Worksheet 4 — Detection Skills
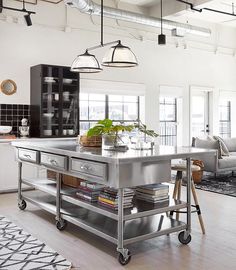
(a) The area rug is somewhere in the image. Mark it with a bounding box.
[195,176,236,197]
[0,216,72,270]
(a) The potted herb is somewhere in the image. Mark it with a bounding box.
[87,119,133,150]
[132,121,159,149]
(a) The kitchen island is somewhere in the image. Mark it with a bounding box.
[12,139,216,265]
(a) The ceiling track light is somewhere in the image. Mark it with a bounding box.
[0,0,35,26]
[176,0,236,17]
[70,0,138,73]
[158,0,166,45]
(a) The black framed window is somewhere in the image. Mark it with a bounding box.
[219,100,231,138]
[159,97,177,146]
[80,93,140,134]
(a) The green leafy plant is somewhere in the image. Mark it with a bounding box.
[87,119,134,146]
[87,119,159,147]
[134,121,159,139]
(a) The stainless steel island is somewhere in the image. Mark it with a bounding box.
[12,139,216,265]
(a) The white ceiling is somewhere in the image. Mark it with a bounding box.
[120,0,160,7]
[170,0,236,26]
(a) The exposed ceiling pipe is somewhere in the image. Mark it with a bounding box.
[64,0,211,37]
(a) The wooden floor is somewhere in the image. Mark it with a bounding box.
[0,188,236,270]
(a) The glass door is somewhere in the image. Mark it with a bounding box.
[191,91,209,138]
[61,68,79,137]
[41,66,60,137]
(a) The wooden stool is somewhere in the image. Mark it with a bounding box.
[171,164,206,234]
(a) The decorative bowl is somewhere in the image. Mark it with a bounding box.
[0,126,12,134]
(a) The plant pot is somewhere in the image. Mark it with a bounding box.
[79,135,102,147]
[102,134,129,150]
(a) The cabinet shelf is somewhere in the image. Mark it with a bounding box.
[30,64,80,138]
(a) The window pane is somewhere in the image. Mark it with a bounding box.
[125,96,138,103]
[80,122,90,135]
[109,102,123,120]
[89,94,106,101]
[89,101,106,120]
[123,103,138,120]
[80,100,89,120]
[80,93,88,100]
[109,95,123,102]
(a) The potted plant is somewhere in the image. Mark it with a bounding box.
[132,121,159,149]
[86,119,134,150]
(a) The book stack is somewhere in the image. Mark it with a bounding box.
[76,181,105,203]
[98,187,135,210]
[136,183,169,204]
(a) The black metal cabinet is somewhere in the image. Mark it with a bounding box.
[30,64,80,138]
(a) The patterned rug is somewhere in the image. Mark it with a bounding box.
[195,175,236,197]
[0,216,72,270]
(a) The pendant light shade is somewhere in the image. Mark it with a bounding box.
[102,41,138,68]
[71,50,103,73]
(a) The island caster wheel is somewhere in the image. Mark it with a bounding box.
[178,231,192,245]
[18,200,27,210]
[56,220,67,231]
[118,251,131,266]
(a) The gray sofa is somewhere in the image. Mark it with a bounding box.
[192,137,236,173]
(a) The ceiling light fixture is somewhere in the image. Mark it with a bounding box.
[0,0,35,26]
[158,0,166,45]
[70,0,138,73]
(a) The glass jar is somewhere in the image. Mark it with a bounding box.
[102,134,129,150]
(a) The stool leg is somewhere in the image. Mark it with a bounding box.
[191,179,206,234]
[173,178,179,200]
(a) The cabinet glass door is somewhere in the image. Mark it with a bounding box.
[61,68,79,137]
[41,66,60,137]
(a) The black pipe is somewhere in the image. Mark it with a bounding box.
[176,0,236,17]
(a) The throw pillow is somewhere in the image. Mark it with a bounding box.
[213,136,230,156]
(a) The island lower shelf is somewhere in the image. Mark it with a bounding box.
[22,189,187,245]
[22,178,187,221]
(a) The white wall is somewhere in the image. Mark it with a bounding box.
[1,1,236,145]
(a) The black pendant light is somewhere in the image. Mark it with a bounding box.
[71,0,138,73]
[158,0,166,45]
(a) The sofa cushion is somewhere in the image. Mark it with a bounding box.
[230,152,236,156]
[223,138,236,152]
[219,156,236,169]
[194,137,222,159]
[213,136,230,156]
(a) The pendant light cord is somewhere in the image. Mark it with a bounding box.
[161,0,163,34]
[101,0,104,46]
[23,0,26,11]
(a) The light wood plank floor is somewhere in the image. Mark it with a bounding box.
[0,188,236,270]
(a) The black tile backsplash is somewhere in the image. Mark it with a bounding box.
[0,104,30,137]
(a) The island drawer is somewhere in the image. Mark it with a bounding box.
[18,148,39,163]
[70,158,107,182]
[41,153,67,170]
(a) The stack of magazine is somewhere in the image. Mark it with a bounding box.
[76,181,105,203]
[136,183,169,204]
[98,187,134,210]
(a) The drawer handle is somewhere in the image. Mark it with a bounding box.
[49,159,58,166]
[80,164,92,171]
[23,154,31,159]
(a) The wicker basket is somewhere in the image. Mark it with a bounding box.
[47,170,82,188]
[79,135,102,147]
[192,160,204,183]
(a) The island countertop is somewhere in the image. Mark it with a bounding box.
[12,138,216,164]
